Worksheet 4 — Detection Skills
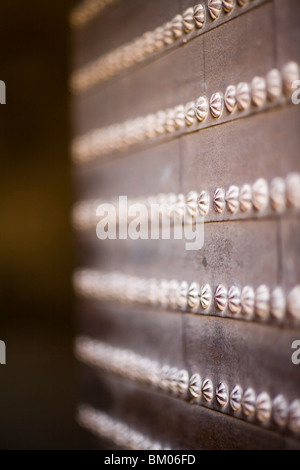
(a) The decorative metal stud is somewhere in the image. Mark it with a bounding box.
[195,96,208,121]
[228,286,241,314]
[151,442,163,451]
[159,365,171,390]
[214,188,225,213]
[239,184,252,212]
[223,0,235,13]
[157,193,168,218]
[286,173,300,209]
[226,185,239,213]
[182,7,195,33]
[288,399,300,434]
[171,14,183,39]
[198,191,210,216]
[149,361,161,387]
[186,191,199,218]
[282,61,300,95]
[147,278,158,304]
[266,69,282,100]
[78,406,167,451]
[163,22,174,45]
[176,369,189,395]
[189,373,202,400]
[165,192,177,219]
[272,394,288,428]
[144,114,157,139]
[251,76,267,107]
[185,101,196,126]
[224,85,237,113]
[174,193,186,220]
[270,177,286,212]
[215,284,227,311]
[242,388,256,417]
[200,284,212,310]
[287,285,300,320]
[256,392,272,423]
[270,287,286,321]
[140,357,155,383]
[168,279,180,307]
[165,108,176,133]
[255,284,270,319]
[78,337,300,437]
[252,178,269,211]
[236,82,251,111]
[210,92,223,118]
[158,279,169,306]
[142,32,156,56]
[154,110,167,135]
[154,27,165,51]
[193,4,205,29]
[176,281,189,309]
[208,0,222,20]
[216,382,229,407]
[202,378,214,402]
[187,282,200,310]
[230,384,243,412]
[167,367,179,393]
[174,105,186,130]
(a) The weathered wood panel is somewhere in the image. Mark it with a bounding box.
[72,0,300,450]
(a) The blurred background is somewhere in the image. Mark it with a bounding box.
[0,1,78,449]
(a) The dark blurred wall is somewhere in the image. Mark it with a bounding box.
[0,1,77,449]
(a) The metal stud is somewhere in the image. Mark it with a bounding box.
[214,188,226,213]
[255,285,270,319]
[215,284,227,311]
[202,378,214,402]
[216,382,229,407]
[230,384,243,412]
[242,388,256,417]
[208,0,222,20]
[256,392,272,423]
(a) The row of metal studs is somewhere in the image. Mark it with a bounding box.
[74,269,300,323]
[72,172,300,230]
[78,404,169,450]
[70,0,120,29]
[71,0,266,90]
[72,61,300,162]
[76,336,300,435]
